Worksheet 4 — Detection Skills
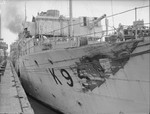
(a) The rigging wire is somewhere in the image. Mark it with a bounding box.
[107,5,149,18]
[41,5,149,35]
[110,0,115,29]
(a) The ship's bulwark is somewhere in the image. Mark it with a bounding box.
[17,38,149,114]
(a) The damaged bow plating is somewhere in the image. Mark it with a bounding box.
[75,41,139,92]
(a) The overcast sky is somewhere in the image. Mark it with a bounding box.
[0,0,149,51]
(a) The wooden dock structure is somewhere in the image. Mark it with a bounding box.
[0,60,34,114]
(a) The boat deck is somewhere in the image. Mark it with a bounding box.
[0,60,34,114]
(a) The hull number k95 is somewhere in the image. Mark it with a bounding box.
[48,68,73,87]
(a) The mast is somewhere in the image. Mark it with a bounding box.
[25,2,27,22]
[105,18,108,36]
[135,7,137,39]
[0,5,3,41]
[69,0,73,37]
[111,0,114,31]
[0,5,1,39]
[0,11,1,39]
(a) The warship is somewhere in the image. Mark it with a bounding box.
[10,1,150,114]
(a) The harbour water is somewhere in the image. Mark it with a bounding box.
[28,96,60,114]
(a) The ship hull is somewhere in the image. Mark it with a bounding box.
[16,38,150,114]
